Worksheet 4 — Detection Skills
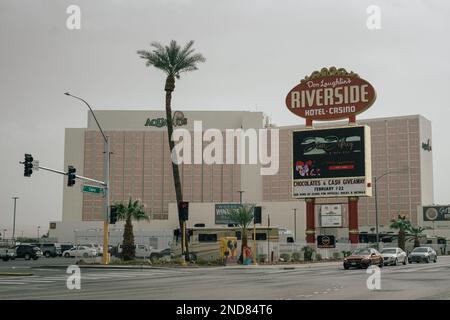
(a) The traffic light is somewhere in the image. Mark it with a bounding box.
[109,205,118,224]
[179,201,189,221]
[254,206,262,224]
[24,154,33,177]
[67,166,76,187]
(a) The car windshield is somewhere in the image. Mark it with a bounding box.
[381,249,396,254]
[351,248,371,256]
[413,248,428,253]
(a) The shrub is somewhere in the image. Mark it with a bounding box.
[292,252,302,262]
[342,250,352,258]
[332,252,341,260]
[316,253,322,261]
[280,253,291,262]
[302,246,315,261]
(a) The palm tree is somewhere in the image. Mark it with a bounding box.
[228,205,255,264]
[389,215,411,251]
[137,40,206,259]
[115,198,149,260]
[408,225,425,248]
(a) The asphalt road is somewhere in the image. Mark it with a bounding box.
[1,256,450,300]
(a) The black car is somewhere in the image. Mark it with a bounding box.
[59,244,74,256]
[15,245,43,260]
[30,243,61,257]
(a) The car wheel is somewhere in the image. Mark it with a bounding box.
[403,257,407,265]
[45,251,51,258]
[344,265,350,270]
[83,253,88,258]
[434,256,437,263]
[426,257,430,263]
[2,257,9,262]
[24,253,31,260]
[64,253,70,258]
[393,258,398,266]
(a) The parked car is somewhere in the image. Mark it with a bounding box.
[408,247,437,263]
[15,245,43,260]
[37,243,61,258]
[343,248,383,269]
[58,244,74,256]
[380,247,408,266]
[0,240,16,261]
[149,248,172,260]
[80,244,103,256]
[63,246,97,258]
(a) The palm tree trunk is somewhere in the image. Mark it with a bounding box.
[165,75,189,260]
[240,227,248,264]
[414,235,420,248]
[398,230,406,251]
[123,217,135,260]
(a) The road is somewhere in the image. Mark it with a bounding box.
[1,256,450,299]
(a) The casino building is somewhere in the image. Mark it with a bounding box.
[50,110,434,245]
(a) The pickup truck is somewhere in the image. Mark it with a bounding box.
[0,240,16,261]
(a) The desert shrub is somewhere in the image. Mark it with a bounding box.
[280,253,291,262]
[292,252,302,262]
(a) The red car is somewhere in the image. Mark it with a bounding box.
[343,248,384,269]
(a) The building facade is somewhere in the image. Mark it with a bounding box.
[50,111,435,244]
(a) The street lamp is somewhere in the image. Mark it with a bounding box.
[374,168,409,250]
[37,226,40,240]
[12,197,19,240]
[65,92,110,265]
[292,208,297,242]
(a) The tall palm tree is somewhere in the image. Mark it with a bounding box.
[228,205,255,264]
[137,40,206,259]
[115,198,149,260]
[390,215,411,251]
[408,225,425,248]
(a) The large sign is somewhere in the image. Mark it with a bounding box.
[145,111,187,128]
[320,204,343,227]
[292,125,372,198]
[215,204,242,225]
[423,206,450,222]
[317,235,336,248]
[285,67,376,121]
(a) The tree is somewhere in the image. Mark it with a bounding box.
[115,198,149,260]
[228,205,255,263]
[389,214,411,251]
[137,40,205,260]
[408,225,425,248]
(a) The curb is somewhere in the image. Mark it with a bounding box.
[0,272,34,276]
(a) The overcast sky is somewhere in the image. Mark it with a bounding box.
[1,0,449,237]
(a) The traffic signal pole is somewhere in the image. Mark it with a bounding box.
[102,137,110,265]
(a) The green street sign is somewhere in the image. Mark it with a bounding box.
[82,185,104,194]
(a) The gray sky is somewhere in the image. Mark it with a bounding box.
[1,0,449,237]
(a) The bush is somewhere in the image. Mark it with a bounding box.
[280,253,291,262]
[292,252,302,262]
[258,254,267,263]
[316,253,322,261]
[332,252,341,260]
[302,246,315,261]
[342,250,352,258]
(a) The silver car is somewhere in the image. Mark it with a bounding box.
[408,247,438,263]
[380,247,407,266]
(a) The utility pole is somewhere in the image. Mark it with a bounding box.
[267,214,271,263]
[12,197,19,240]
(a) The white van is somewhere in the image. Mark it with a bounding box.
[117,244,151,258]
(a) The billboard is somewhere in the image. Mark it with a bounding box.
[320,204,343,227]
[423,206,450,222]
[317,235,336,248]
[215,204,258,225]
[292,125,372,198]
[285,67,377,121]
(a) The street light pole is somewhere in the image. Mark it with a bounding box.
[293,208,297,242]
[65,92,110,265]
[37,226,40,240]
[12,197,19,240]
[238,190,244,204]
[374,168,409,250]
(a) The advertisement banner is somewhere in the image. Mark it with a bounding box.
[292,125,372,198]
[423,206,450,221]
[215,204,242,225]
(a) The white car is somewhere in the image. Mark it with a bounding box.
[63,246,98,258]
[380,247,408,266]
